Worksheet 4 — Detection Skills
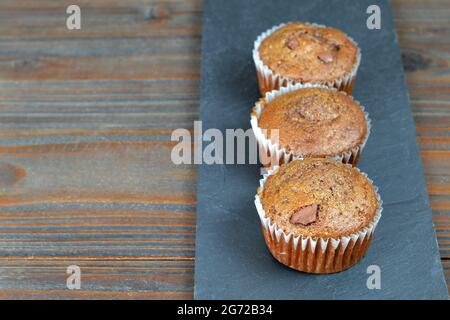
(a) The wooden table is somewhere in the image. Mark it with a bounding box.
[0,0,447,299]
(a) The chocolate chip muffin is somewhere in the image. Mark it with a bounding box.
[251,85,369,167]
[255,159,382,274]
[253,22,360,95]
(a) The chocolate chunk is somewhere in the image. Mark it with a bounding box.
[290,204,318,226]
[317,51,334,64]
[285,35,300,50]
[332,44,341,51]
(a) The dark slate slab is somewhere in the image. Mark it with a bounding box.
[194,0,448,299]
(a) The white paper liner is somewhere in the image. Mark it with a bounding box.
[250,83,371,168]
[253,22,361,95]
[254,163,383,273]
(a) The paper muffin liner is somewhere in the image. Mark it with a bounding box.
[255,164,383,274]
[253,22,361,96]
[250,83,371,169]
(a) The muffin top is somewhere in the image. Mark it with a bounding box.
[258,23,358,82]
[259,159,378,239]
[258,87,367,157]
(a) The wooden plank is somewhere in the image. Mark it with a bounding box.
[0,0,202,37]
[0,259,193,299]
[0,0,199,299]
[0,0,447,298]
[391,0,450,267]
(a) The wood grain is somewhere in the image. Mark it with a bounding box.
[0,0,200,299]
[0,0,448,299]
[391,0,450,273]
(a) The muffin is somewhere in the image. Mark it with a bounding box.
[255,159,382,274]
[250,84,370,168]
[253,22,361,95]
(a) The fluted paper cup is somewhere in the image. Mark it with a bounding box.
[255,165,382,274]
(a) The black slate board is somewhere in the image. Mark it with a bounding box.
[194,0,448,299]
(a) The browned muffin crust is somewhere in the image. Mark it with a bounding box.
[258,87,367,157]
[258,23,358,82]
[259,159,378,239]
